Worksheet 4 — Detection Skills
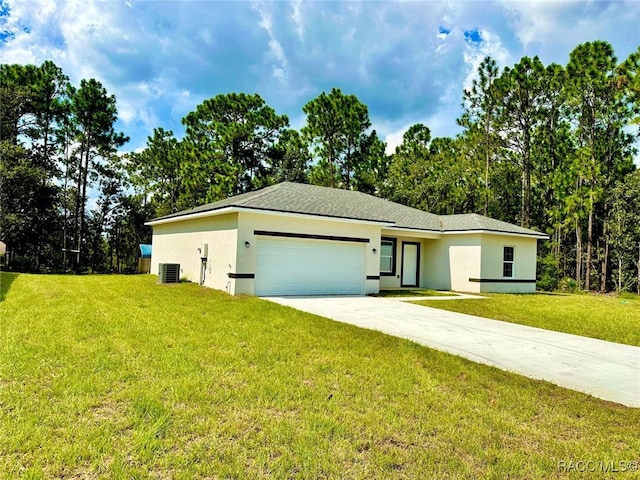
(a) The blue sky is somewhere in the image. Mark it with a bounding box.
[1,0,639,155]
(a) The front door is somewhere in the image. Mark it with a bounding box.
[401,242,420,287]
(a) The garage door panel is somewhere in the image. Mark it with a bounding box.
[255,237,365,296]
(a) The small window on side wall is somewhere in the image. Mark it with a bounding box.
[380,238,396,276]
[503,246,514,278]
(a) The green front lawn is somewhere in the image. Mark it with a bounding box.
[418,292,640,346]
[1,273,639,479]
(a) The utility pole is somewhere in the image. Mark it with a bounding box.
[637,241,640,296]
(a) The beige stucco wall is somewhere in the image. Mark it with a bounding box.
[419,237,455,291]
[381,231,535,293]
[378,233,487,293]
[445,234,483,293]
[236,211,382,295]
[479,234,538,293]
[150,209,541,296]
[150,213,238,293]
[419,234,483,292]
[421,232,539,293]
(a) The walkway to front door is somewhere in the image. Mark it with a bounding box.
[265,295,640,407]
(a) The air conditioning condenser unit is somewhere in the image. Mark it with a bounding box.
[158,263,180,283]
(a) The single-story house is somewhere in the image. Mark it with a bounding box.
[146,182,547,296]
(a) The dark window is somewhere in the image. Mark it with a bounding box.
[503,246,514,278]
[380,238,396,276]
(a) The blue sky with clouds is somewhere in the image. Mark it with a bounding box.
[1,0,639,155]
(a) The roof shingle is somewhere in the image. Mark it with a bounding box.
[151,182,546,238]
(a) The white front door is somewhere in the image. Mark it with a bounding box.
[255,237,366,296]
[401,242,419,287]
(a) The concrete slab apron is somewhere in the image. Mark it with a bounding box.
[266,296,640,408]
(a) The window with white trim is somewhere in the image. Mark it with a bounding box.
[380,238,396,276]
[503,246,514,278]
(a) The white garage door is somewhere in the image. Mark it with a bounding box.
[255,237,365,296]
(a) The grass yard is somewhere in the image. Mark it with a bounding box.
[1,273,639,479]
[419,292,640,347]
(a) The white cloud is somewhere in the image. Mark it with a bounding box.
[503,1,567,47]
[0,0,637,158]
[1,0,60,64]
[501,0,640,63]
[379,106,462,156]
[290,0,305,41]
[462,29,511,92]
[382,126,407,155]
[254,2,289,81]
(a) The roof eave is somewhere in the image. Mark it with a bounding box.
[237,207,394,226]
[145,206,236,226]
[442,229,549,239]
[382,226,442,238]
[146,205,395,227]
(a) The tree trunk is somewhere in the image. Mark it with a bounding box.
[618,256,622,294]
[585,201,594,291]
[77,140,91,267]
[554,226,561,274]
[600,240,608,292]
[521,159,531,227]
[61,130,71,272]
[73,145,84,267]
[521,130,531,228]
[329,140,336,189]
[109,233,114,272]
[484,131,489,217]
[575,223,582,289]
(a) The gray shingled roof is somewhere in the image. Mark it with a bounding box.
[439,213,546,236]
[152,182,546,237]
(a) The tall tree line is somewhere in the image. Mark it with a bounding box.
[450,41,639,292]
[0,61,149,273]
[2,41,639,292]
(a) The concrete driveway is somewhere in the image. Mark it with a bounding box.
[266,295,640,408]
